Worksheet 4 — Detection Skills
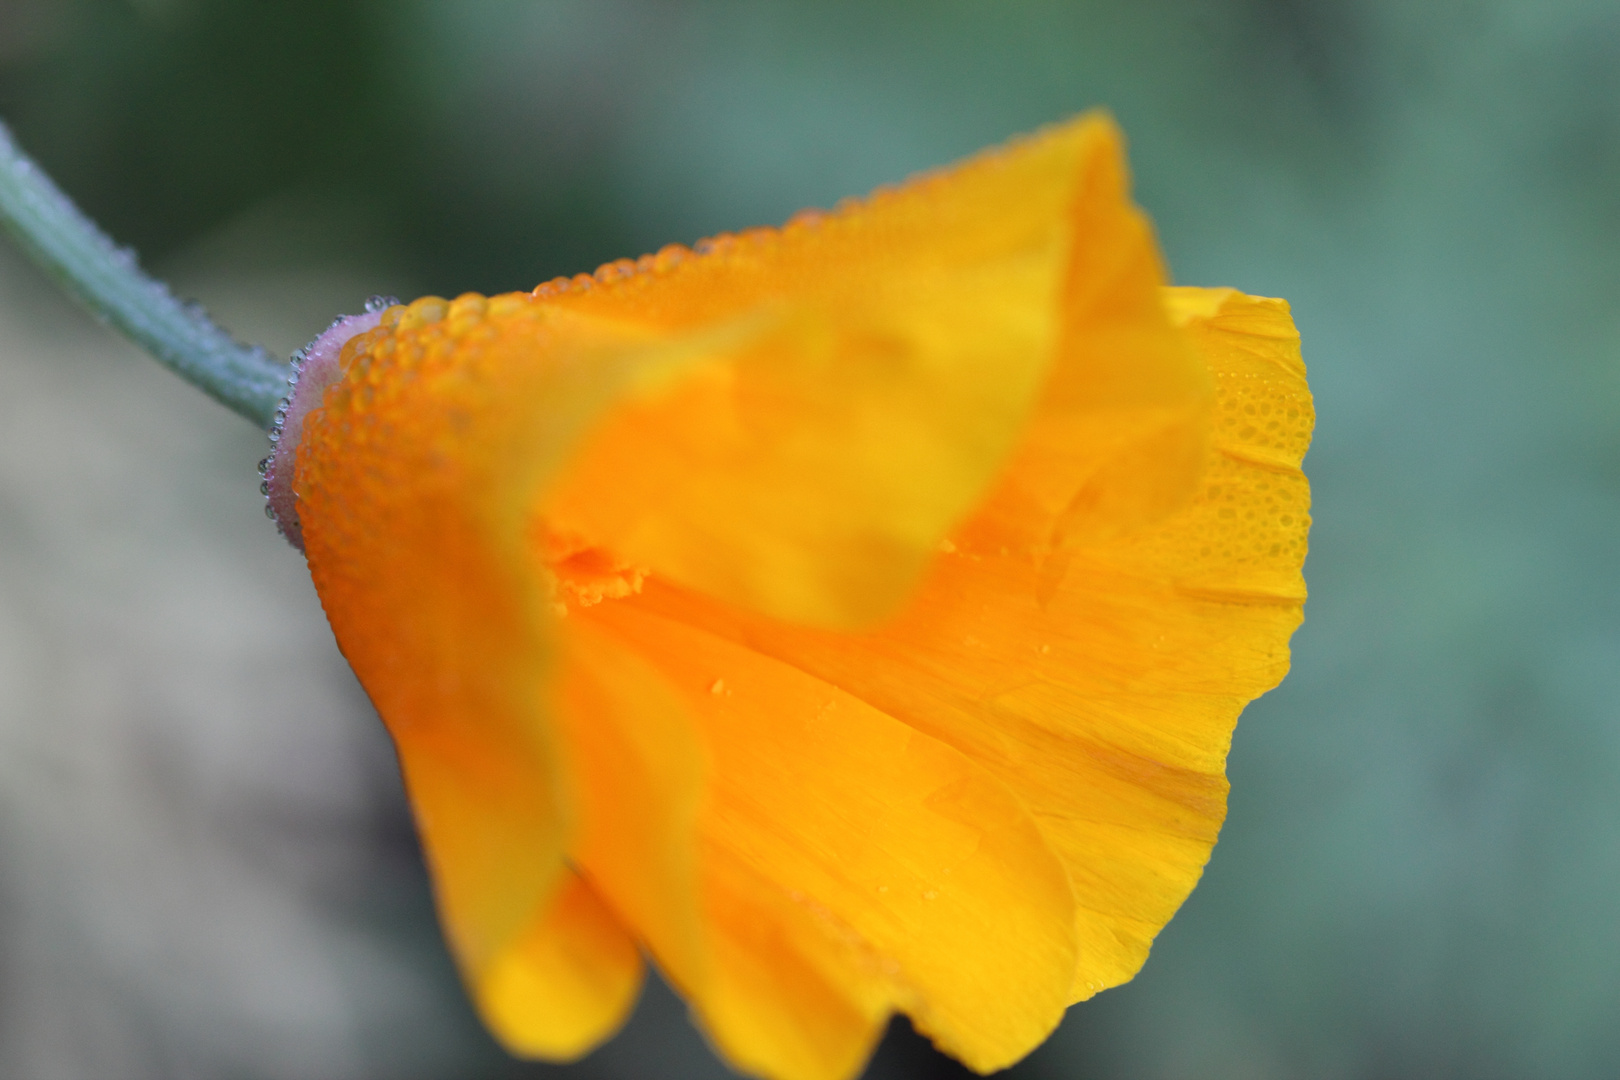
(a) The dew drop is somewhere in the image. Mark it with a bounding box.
[365,294,401,313]
[259,480,270,496]
[264,504,277,520]
[256,456,271,476]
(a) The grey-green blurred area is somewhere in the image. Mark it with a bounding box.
[2,1,1618,1077]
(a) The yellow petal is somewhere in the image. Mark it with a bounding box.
[560,616,885,1080]
[1154,286,1312,601]
[989,122,1212,557]
[556,618,709,991]
[625,284,1310,1004]
[695,846,890,1080]
[541,112,1205,628]
[477,869,644,1060]
[582,597,1079,1077]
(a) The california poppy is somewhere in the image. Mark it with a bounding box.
[272,113,1310,1080]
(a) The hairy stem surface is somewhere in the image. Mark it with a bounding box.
[0,119,286,429]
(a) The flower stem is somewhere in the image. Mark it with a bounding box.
[0,119,287,430]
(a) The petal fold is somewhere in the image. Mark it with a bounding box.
[580,598,1079,1078]
[624,284,1311,1006]
[543,113,1203,629]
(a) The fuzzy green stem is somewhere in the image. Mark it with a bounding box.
[0,119,287,430]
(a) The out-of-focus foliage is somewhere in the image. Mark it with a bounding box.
[1,2,1618,1078]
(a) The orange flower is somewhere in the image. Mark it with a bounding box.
[286,114,1310,1080]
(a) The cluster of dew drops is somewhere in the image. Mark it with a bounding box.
[257,294,398,526]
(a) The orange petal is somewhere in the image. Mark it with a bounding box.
[296,296,581,1022]
[580,598,1079,1078]
[477,869,644,1060]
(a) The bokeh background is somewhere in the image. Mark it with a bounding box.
[2,1,1618,1077]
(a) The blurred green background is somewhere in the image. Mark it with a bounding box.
[2,1,1619,1078]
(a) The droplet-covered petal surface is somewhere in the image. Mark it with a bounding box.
[294,113,1310,1080]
